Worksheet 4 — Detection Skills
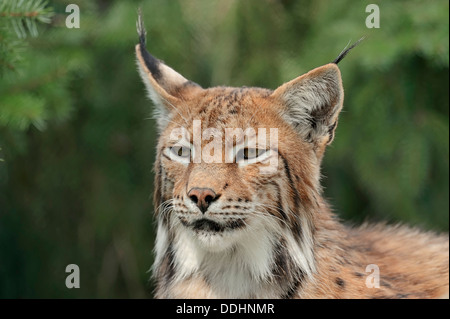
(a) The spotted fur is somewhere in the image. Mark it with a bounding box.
[136,14,449,299]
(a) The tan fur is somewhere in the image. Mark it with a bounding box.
[136,38,449,299]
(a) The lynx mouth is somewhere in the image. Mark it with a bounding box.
[188,218,247,233]
[192,219,224,232]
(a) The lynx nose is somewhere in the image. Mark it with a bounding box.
[188,188,219,214]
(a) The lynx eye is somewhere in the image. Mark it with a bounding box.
[164,145,192,164]
[235,148,267,162]
[171,145,190,158]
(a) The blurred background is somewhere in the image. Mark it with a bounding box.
[0,0,448,298]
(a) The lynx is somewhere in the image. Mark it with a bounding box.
[135,14,449,299]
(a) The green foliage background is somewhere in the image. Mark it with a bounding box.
[0,0,448,298]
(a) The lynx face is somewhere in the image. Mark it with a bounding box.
[156,86,311,252]
[144,64,344,249]
[140,60,344,249]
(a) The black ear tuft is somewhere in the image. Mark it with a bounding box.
[136,9,162,80]
[333,37,365,64]
[136,8,146,47]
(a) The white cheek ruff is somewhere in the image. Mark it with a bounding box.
[173,217,278,297]
[156,210,316,298]
[172,226,205,281]
[152,221,170,274]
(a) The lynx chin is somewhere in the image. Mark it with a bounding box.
[135,12,449,299]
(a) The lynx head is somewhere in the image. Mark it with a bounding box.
[136,13,359,288]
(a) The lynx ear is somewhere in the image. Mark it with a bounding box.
[135,12,202,131]
[272,63,344,149]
